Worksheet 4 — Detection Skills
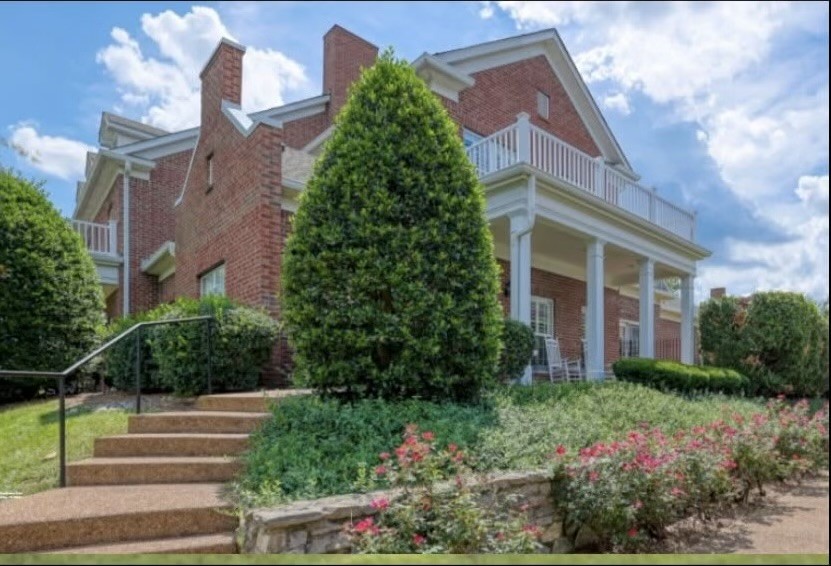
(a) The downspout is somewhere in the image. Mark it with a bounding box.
[122,161,131,316]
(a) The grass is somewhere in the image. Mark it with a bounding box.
[0,398,129,495]
[236,381,765,507]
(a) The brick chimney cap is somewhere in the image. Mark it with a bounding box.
[199,37,247,79]
[323,24,379,49]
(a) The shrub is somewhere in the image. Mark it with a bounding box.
[347,426,543,554]
[612,358,749,395]
[0,168,103,403]
[104,307,173,392]
[282,50,502,402]
[699,291,828,397]
[550,400,829,551]
[498,319,534,383]
[149,297,280,396]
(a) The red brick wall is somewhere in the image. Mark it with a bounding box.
[442,55,600,157]
[283,113,331,149]
[323,25,378,119]
[176,40,285,385]
[159,275,176,304]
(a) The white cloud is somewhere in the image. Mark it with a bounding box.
[484,1,830,300]
[96,6,310,131]
[6,124,93,180]
[602,92,630,115]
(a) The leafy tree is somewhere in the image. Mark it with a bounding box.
[0,168,104,401]
[282,50,502,402]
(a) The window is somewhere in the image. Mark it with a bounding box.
[200,264,225,297]
[206,153,214,191]
[537,90,550,119]
[462,128,483,148]
[619,321,640,358]
[530,296,555,370]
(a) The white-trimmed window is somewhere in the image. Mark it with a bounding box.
[200,264,225,297]
[530,296,555,369]
[619,320,640,358]
[537,90,550,119]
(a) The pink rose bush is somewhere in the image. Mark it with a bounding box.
[551,399,829,551]
[347,424,543,554]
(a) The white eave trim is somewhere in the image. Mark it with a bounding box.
[412,53,475,102]
[111,127,198,160]
[140,241,176,281]
[435,29,634,176]
[303,125,335,153]
[249,94,330,124]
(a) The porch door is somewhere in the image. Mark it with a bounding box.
[530,296,555,371]
[619,321,640,358]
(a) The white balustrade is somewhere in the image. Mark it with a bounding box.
[72,219,117,256]
[466,120,696,241]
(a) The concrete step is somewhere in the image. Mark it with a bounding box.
[0,484,235,553]
[94,433,249,457]
[46,532,237,554]
[67,457,241,486]
[195,389,310,413]
[128,411,270,434]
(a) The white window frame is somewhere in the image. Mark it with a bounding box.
[530,296,555,370]
[200,264,225,297]
[537,90,550,119]
[619,319,640,358]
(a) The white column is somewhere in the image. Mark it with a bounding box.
[510,212,533,385]
[516,112,531,164]
[681,274,695,364]
[638,258,655,358]
[586,239,605,380]
[122,162,131,315]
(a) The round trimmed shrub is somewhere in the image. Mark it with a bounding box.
[498,319,535,383]
[149,297,280,396]
[0,168,103,403]
[612,358,749,395]
[282,50,502,402]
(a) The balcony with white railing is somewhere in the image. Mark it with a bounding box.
[465,115,697,241]
[72,219,118,257]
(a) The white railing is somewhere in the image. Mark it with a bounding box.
[620,338,683,362]
[465,114,696,241]
[72,219,117,256]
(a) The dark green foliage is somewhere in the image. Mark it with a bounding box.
[149,297,280,396]
[612,358,749,395]
[699,291,827,397]
[498,319,535,383]
[104,308,172,392]
[0,168,103,403]
[281,50,502,402]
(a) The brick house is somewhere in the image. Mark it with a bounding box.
[71,26,709,385]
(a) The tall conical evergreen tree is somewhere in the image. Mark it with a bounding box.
[282,50,502,402]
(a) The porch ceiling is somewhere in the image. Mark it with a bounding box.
[490,216,686,287]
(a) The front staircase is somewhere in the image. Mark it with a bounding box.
[0,389,304,554]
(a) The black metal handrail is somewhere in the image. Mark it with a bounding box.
[0,316,214,488]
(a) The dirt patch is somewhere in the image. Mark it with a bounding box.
[64,391,197,413]
[656,473,829,554]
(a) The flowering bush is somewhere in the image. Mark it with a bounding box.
[347,425,543,554]
[550,399,829,551]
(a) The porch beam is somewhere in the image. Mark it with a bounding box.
[638,258,655,358]
[586,238,605,380]
[681,275,695,364]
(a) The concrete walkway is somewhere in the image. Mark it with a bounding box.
[663,473,830,554]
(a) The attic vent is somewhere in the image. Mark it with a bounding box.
[537,90,550,119]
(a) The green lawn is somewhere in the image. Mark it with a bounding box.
[237,381,766,507]
[0,398,129,495]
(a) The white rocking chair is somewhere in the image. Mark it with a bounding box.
[545,337,583,383]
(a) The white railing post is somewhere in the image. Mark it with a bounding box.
[593,156,605,197]
[649,187,657,223]
[516,112,531,164]
[108,220,117,255]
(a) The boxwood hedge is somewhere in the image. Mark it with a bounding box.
[612,358,749,395]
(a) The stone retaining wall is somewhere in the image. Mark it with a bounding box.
[242,470,569,554]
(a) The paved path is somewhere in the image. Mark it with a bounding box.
[663,473,829,554]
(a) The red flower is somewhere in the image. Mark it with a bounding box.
[354,517,379,535]
[412,534,426,546]
[555,444,567,456]
[522,524,542,537]
[447,443,458,454]
[627,527,639,538]
[421,431,435,442]
[721,459,737,471]
[379,452,390,461]
[374,465,387,476]
[588,471,600,483]
[370,497,389,511]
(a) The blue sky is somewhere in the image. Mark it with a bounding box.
[1,1,828,302]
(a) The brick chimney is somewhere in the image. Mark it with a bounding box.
[710,287,726,299]
[199,38,246,126]
[323,25,378,118]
